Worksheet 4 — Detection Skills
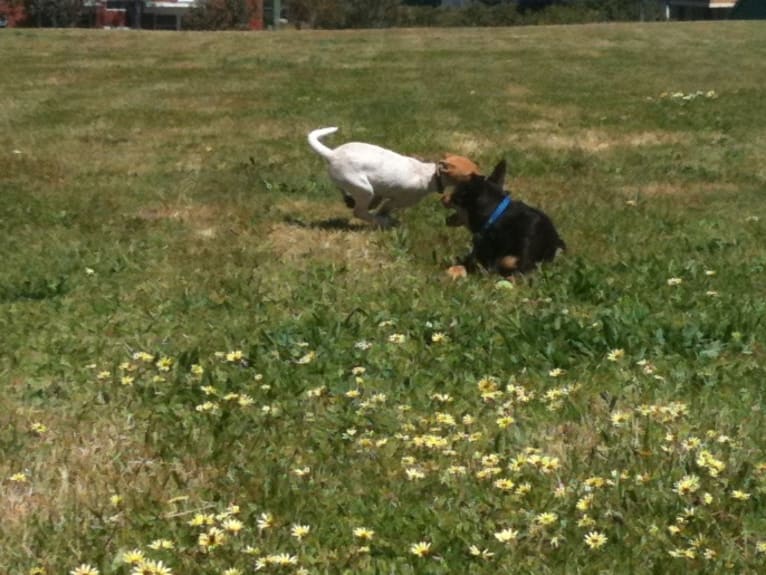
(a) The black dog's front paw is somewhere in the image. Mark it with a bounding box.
[446,265,468,280]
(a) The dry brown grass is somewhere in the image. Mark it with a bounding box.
[441,131,493,157]
[509,128,688,153]
[1,411,216,536]
[2,22,765,573]
[621,181,740,199]
[268,222,391,270]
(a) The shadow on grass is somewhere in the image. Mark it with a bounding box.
[283,215,373,232]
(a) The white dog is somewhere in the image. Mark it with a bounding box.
[308,127,478,227]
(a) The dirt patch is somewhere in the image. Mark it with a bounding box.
[442,131,493,157]
[265,199,400,270]
[505,84,533,99]
[621,181,739,198]
[512,102,582,125]
[268,221,392,271]
[137,205,212,221]
[136,203,227,238]
[0,415,217,531]
[509,129,688,153]
[542,421,602,464]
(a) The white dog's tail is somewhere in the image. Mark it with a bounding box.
[307,127,339,160]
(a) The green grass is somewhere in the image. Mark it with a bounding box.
[1,22,766,575]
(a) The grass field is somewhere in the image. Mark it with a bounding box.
[2,21,766,574]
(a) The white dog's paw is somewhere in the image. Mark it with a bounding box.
[373,214,398,229]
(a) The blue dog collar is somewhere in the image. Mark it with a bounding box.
[481,195,512,234]
[467,194,512,259]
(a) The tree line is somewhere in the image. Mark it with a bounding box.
[0,0,665,30]
[190,0,664,30]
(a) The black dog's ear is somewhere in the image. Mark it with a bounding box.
[488,160,507,187]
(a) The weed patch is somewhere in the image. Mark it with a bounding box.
[1,23,766,575]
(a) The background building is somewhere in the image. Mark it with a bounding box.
[665,0,736,20]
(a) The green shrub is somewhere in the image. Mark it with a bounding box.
[183,0,252,30]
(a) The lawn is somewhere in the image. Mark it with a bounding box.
[1,22,766,574]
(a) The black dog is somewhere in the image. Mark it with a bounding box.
[442,160,565,277]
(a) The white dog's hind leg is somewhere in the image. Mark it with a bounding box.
[350,192,375,224]
[341,191,356,208]
[352,194,392,228]
[372,198,399,227]
[338,184,376,225]
[341,176,390,227]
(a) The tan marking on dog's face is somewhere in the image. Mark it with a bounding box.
[438,154,480,185]
[440,178,477,229]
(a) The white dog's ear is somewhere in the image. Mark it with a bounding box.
[488,159,507,187]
